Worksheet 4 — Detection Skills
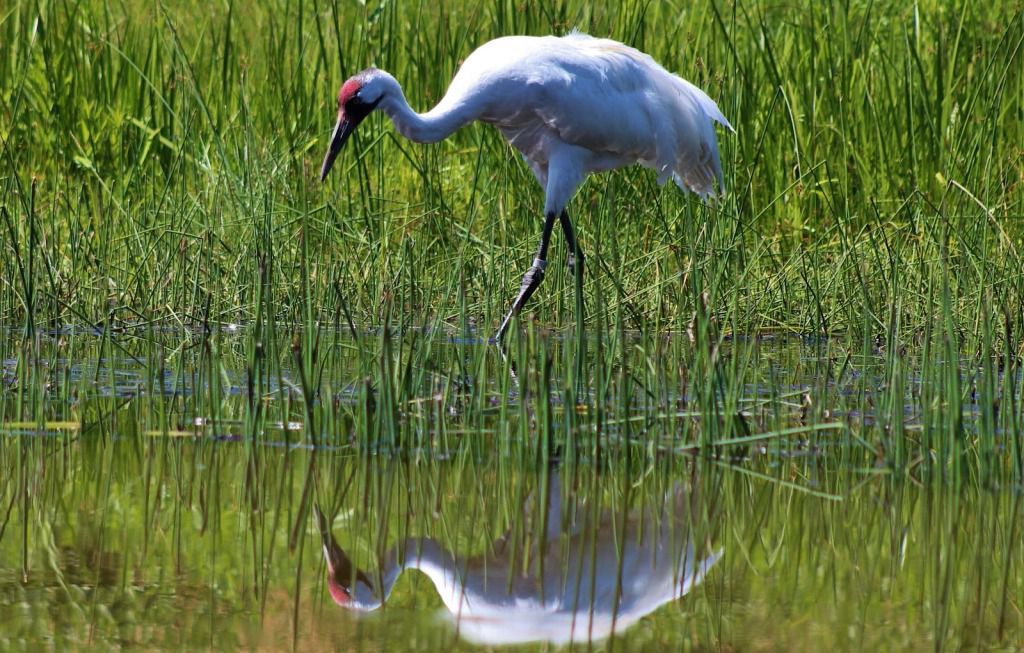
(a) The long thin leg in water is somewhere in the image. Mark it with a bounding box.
[558,209,587,392]
[559,209,585,328]
[495,211,558,342]
[558,209,584,276]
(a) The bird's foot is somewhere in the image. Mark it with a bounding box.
[521,258,547,293]
[566,252,584,279]
[494,258,548,343]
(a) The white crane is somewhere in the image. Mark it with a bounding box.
[314,473,721,646]
[320,33,734,341]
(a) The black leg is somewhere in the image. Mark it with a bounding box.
[559,209,586,344]
[495,211,558,342]
[558,209,584,276]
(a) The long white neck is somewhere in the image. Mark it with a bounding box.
[375,72,476,144]
[379,538,467,611]
[400,537,460,589]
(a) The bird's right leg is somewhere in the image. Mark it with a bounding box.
[558,209,584,277]
[559,209,586,351]
[495,211,558,342]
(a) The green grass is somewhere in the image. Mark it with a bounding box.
[1,1,1022,338]
[2,0,1021,470]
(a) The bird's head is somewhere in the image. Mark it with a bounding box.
[320,68,390,181]
[314,505,383,611]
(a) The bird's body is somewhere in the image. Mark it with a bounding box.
[321,33,733,340]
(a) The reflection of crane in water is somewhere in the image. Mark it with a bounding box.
[315,473,721,646]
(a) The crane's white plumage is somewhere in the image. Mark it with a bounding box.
[321,33,733,340]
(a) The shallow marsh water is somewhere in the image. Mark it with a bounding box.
[0,325,1021,652]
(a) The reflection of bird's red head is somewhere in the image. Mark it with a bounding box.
[315,504,375,608]
[323,545,374,608]
[325,562,353,606]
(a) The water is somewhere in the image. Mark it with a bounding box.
[0,325,1021,651]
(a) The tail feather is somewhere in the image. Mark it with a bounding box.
[679,546,723,595]
[680,79,734,133]
[667,76,732,197]
[673,135,725,198]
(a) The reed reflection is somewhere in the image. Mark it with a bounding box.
[315,470,720,646]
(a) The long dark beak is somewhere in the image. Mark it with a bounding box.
[314,504,350,576]
[314,504,373,602]
[320,116,356,181]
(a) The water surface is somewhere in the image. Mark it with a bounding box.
[1,326,1021,651]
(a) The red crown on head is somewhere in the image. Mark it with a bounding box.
[338,78,362,108]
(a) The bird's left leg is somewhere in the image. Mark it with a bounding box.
[495,211,558,342]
